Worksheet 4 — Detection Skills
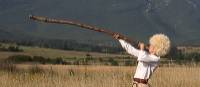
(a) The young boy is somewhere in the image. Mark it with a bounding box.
[113,33,171,87]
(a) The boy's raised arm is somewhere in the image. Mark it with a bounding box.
[118,39,140,57]
[112,33,140,57]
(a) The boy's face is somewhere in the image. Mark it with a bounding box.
[149,45,156,55]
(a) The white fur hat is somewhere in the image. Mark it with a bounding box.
[149,34,171,56]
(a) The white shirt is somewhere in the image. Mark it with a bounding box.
[119,39,160,79]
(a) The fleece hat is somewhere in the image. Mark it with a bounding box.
[149,34,171,56]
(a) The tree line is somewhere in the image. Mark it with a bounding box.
[165,46,200,64]
[0,39,200,64]
[0,39,123,53]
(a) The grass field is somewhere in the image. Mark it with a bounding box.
[0,44,200,87]
[0,65,200,87]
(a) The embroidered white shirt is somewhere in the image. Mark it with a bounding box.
[119,39,160,79]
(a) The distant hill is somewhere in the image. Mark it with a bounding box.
[0,0,200,45]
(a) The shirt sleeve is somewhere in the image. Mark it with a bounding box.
[119,39,139,57]
[137,50,160,63]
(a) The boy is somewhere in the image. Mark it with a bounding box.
[113,33,171,87]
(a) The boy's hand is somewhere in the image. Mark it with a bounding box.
[139,42,145,50]
[113,33,120,40]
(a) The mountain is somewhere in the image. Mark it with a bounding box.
[0,0,200,45]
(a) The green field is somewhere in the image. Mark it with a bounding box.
[1,44,200,66]
[0,44,134,66]
[0,46,125,59]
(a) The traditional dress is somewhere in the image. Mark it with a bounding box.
[119,39,160,87]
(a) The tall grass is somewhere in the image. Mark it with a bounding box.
[0,65,199,87]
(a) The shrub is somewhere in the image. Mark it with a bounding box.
[124,60,134,66]
[6,55,32,63]
[32,56,46,64]
[108,58,119,66]
[8,46,20,52]
[98,58,103,62]
[54,57,65,64]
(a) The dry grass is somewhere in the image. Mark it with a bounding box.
[0,65,200,87]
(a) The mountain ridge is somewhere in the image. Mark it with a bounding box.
[0,0,200,45]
